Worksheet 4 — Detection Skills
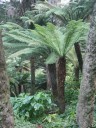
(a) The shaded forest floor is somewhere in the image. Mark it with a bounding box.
[13,84,78,128]
[12,83,96,128]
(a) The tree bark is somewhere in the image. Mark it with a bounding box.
[30,57,35,95]
[0,31,14,127]
[74,43,83,72]
[56,57,66,113]
[76,3,96,128]
[46,64,58,103]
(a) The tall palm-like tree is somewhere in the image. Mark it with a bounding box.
[0,31,14,128]
[37,0,94,72]
[46,63,58,102]
[30,56,35,95]
[2,20,89,113]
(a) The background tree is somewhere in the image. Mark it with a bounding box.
[42,0,95,72]
[30,56,35,95]
[19,0,36,16]
[2,20,88,113]
[0,31,14,128]
[76,2,96,127]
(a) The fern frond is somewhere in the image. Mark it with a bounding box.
[3,20,89,62]
[4,42,28,49]
[8,48,33,58]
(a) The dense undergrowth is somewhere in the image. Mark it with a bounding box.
[11,84,80,128]
[11,83,96,128]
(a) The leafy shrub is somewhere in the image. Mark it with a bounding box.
[42,114,64,128]
[15,117,37,128]
[35,68,46,85]
[11,92,56,120]
[35,68,47,90]
[35,104,78,128]
[7,57,30,96]
[65,87,79,104]
[59,104,78,128]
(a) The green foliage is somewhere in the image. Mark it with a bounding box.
[45,0,95,24]
[13,79,80,128]
[21,1,54,27]
[0,3,6,23]
[15,118,37,128]
[41,114,65,128]
[11,92,56,120]
[66,47,78,68]
[7,56,47,96]
[35,68,46,86]
[7,57,30,96]
[65,83,79,104]
[59,106,78,128]
[31,97,78,128]
[14,109,77,128]
[11,71,80,128]
[1,20,89,64]
[17,0,94,29]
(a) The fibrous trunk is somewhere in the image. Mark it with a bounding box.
[46,64,58,103]
[0,31,14,128]
[74,43,83,72]
[76,3,96,128]
[30,57,35,95]
[56,57,66,113]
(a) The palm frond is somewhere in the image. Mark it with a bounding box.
[2,20,89,63]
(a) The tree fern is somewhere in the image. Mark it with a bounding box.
[2,20,89,64]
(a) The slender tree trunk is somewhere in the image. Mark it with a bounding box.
[76,3,96,128]
[74,43,83,72]
[18,83,22,94]
[0,31,14,127]
[46,64,58,103]
[56,57,66,113]
[30,57,35,95]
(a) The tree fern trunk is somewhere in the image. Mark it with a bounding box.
[30,57,35,95]
[0,31,14,128]
[47,64,58,103]
[56,57,66,113]
[18,83,22,94]
[74,43,83,72]
[76,3,96,127]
